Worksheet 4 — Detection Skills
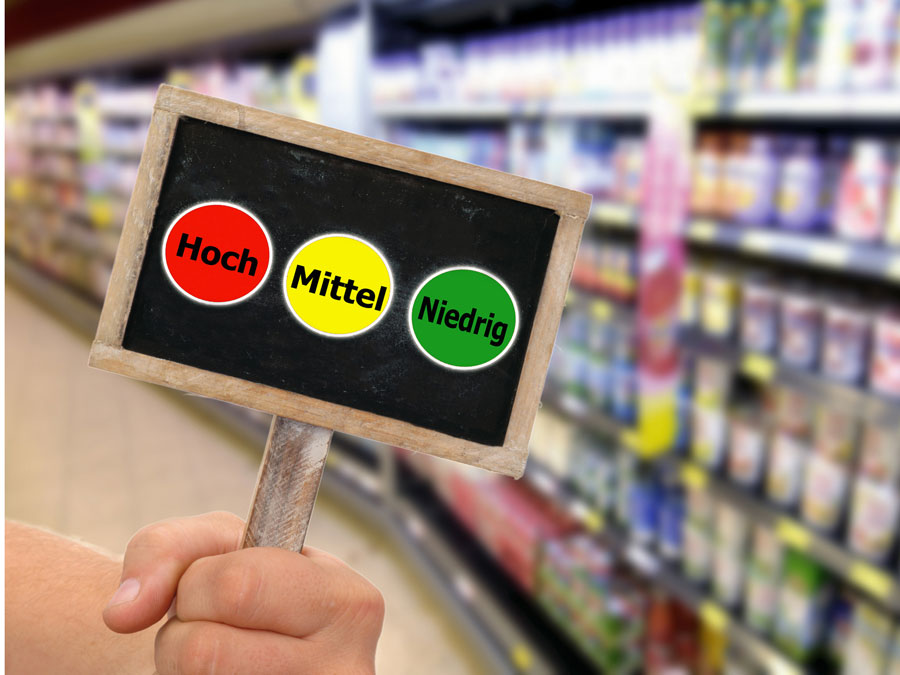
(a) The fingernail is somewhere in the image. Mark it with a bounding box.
[108,578,140,607]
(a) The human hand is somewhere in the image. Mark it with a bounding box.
[103,512,384,674]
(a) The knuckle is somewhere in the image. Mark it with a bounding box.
[215,559,264,622]
[129,521,177,554]
[176,624,221,675]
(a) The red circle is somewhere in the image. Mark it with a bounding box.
[163,203,271,304]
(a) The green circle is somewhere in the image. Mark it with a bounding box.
[409,268,518,369]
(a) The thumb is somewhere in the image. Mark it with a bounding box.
[103,511,245,634]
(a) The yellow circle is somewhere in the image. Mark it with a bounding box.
[283,234,392,336]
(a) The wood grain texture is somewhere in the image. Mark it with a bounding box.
[88,84,592,478]
[93,107,178,348]
[241,416,332,551]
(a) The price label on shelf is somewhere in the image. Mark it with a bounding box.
[776,518,811,551]
[699,601,729,631]
[809,241,850,268]
[886,256,900,282]
[741,353,776,383]
[510,643,533,672]
[680,462,709,489]
[741,231,775,254]
[688,219,717,242]
[849,562,894,601]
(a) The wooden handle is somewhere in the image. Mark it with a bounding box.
[241,416,333,551]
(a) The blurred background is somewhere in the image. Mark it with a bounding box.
[6,0,900,673]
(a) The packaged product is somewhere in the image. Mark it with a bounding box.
[713,545,746,607]
[692,404,728,469]
[766,430,809,507]
[740,274,779,353]
[680,265,701,328]
[610,358,636,423]
[735,134,779,224]
[692,132,724,215]
[772,385,814,437]
[728,406,768,487]
[615,450,637,525]
[777,136,822,230]
[744,564,780,635]
[818,135,850,231]
[870,310,900,398]
[701,268,739,338]
[629,469,662,545]
[857,420,900,483]
[779,288,822,370]
[841,601,892,675]
[812,404,857,464]
[751,524,783,574]
[659,485,685,561]
[686,482,716,531]
[847,476,900,563]
[821,300,871,384]
[694,357,733,408]
[848,0,896,90]
[886,625,900,675]
[835,139,890,243]
[715,501,750,552]
[816,0,853,90]
[887,152,900,245]
[683,519,713,583]
[720,133,750,220]
[774,551,831,663]
[587,354,610,408]
[801,452,850,532]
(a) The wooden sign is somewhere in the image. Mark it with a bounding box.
[89,85,590,550]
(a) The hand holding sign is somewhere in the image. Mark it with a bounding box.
[89,85,590,554]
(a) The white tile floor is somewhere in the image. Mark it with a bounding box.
[5,284,486,674]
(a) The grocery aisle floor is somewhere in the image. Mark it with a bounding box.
[5,282,486,675]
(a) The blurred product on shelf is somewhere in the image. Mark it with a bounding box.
[691,128,900,246]
[5,55,318,303]
[699,0,900,94]
[372,6,701,106]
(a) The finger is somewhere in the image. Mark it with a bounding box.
[104,511,245,634]
[175,547,384,639]
[155,618,317,675]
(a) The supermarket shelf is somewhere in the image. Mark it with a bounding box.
[706,90,900,120]
[374,97,650,121]
[681,329,900,427]
[541,384,628,441]
[397,460,605,674]
[565,286,635,324]
[524,456,810,675]
[6,254,102,336]
[590,200,638,230]
[685,218,900,285]
[678,460,900,616]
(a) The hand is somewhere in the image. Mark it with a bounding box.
[103,512,384,674]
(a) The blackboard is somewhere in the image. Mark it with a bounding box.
[89,85,590,477]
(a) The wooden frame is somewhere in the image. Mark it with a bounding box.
[88,85,591,478]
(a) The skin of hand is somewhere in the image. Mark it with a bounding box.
[104,511,385,674]
[6,513,384,675]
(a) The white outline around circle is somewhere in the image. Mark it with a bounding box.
[282,233,394,339]
[407,266,520,371]
[161,201,274,306]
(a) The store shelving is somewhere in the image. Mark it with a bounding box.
[677,460,900,616]
[681,328,900,427]
[374,97,650,121]
[591,200,638,231]
[685,219,900,285]
[700,91,900,120]
[523,455,810,675]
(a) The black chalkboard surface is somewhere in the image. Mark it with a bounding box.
[90,85,590,477]
[124,116,557,447]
